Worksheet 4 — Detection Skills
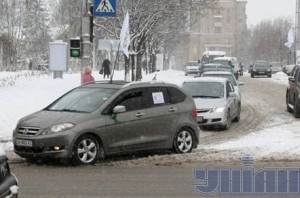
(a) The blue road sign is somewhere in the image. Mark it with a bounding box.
[94,0,117,17]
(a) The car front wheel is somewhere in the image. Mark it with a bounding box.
[73,135,100,165]
[294,96,300,118]
[221,111,231,130]
[286,91,293,113]
[173,128,194,154]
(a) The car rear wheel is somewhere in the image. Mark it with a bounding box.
[251,73,254,78]
[173,127,194,153]
[73,135,99,165]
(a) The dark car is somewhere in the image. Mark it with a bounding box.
[286,65,300,118]
[0,147,18,198]
[250,60,272,78]
[13,81,200,165]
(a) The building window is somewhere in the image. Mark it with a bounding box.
[227,16,231,24]
[214,27,222,34]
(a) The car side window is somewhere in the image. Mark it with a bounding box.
[116,89,144,111]
[167,87,186,104]
[297,69,300,84]
[226,82,233,97]
[291,67,298,77]
[145,87,170,108]
[102,89,145,114]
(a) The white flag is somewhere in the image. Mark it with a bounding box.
[285,28,294,48]
[120,12,130,58]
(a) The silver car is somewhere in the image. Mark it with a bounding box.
[184,61,200,76]
[13,81,200,165]
[182,77,240,130]
[201,71,243,104]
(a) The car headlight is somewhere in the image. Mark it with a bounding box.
[210,106,225,113]
[41,123,75,135]
[51,123,75,133]
[267,69,271,71]
[252,69,257,72]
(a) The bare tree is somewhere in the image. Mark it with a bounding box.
[94,0,216,81]
[248,17,292,65]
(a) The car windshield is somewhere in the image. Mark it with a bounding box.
[202,65,232,73]
[182,81,224,98]
[211,60,231,67]
[45,87,117,113]
[202,74,237,86]
[254,61,270,68]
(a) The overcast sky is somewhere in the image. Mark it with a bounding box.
[246,0,296,27]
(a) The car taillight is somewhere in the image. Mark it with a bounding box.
[192,108,198,120]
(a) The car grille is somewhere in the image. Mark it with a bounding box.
[17,127,40,136]
[14,145,44,153]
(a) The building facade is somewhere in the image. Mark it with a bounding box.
[188,0,247,61]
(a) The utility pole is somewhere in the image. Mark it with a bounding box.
[81,0,93,69]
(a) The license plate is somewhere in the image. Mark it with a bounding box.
[259,72,265,74]
[16,139,33,147]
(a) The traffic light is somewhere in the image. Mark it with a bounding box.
[70,38,81,58]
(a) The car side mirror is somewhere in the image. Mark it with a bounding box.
[238,81,244,86]
[113,105,126,114]
[288,76,295,82]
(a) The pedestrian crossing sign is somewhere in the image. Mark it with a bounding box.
[94,0,117,17]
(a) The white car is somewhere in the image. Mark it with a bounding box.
[184,61,200,76]
[182,77,240,130]
[201,71,243,104]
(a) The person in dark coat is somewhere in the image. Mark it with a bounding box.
[101,59,111,79]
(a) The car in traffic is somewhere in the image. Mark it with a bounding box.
[270,62,282,74]
[211,56,240,79]
[286,65,300,118]
[201,71,243,104]
[197,63,233,77]
[13,81,200,165]
[184,61,200,76]
[0,147,18,198]
[182,77,240,130]
[250,60,272,78]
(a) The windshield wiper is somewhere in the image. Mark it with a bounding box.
[46,108,87,113]
[192,95,221,98]
[60,109,87,113]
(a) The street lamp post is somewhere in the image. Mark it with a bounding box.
[81,0,93,70]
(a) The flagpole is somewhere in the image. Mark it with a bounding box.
[110,43,121,82]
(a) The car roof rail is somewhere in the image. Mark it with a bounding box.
[123,80,166,87]
[80,80,130,86]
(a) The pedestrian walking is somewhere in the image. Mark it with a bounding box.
[82,66,95,84]
[101,59,111,79]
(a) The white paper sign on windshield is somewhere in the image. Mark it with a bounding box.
[152,92,165,104]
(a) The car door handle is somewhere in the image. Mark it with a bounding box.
[169,107,177,112]
[135,112,145,117]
